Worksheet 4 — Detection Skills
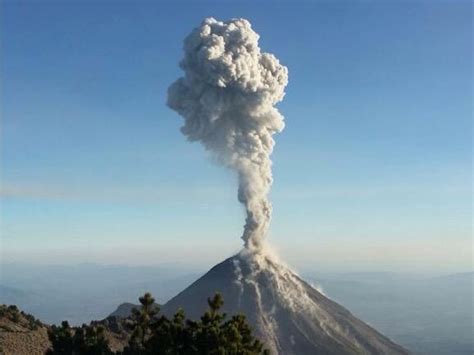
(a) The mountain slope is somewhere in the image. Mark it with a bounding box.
[162,252,409,355]
[0,305,50,355]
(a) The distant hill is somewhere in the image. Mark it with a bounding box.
[108,302,139,319]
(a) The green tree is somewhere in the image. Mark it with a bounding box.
[48,292,269,355]
[74,325,113,355]
[135,292,269,355]
[190,293,268,355]
[46,321,74,355]
[123,292,159,354]
[47,321,112,355]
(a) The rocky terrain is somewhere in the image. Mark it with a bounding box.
[0,305,50,355]
[0,304,132,355]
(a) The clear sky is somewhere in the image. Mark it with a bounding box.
[1,0,472,272]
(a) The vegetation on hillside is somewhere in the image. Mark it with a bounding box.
[0,304,50,355]
[47,292,269,355]
[0,304,42,331]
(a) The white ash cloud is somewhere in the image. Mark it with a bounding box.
[167,17,288,251]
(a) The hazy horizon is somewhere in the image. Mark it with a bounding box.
[2,247,472,275]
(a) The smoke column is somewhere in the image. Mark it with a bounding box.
[167,17,288,252]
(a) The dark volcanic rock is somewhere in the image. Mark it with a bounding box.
[162,252,409,355]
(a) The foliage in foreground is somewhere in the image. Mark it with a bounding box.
[47,292,269,355]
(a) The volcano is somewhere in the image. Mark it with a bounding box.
[163,17,409,355]
[161,251,409,355]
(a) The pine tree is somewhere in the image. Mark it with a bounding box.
[46,321,74,355]
[47,321,112,354]
[123,292,159,354]
[48,292,269,355]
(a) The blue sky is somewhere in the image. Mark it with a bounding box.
[1,0,472,272]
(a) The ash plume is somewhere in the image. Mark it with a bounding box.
[164,19,409,355]
[167,17,288,252]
